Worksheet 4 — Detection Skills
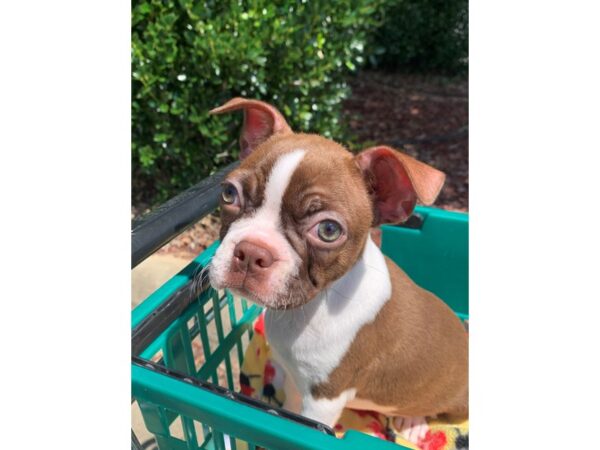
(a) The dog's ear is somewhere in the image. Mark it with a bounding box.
[210,97,292,159]
[355,146,446,225]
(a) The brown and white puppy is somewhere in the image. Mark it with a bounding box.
[208,98,468,443]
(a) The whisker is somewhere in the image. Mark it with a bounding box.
[190,258,212,304]
[300,302,308,327]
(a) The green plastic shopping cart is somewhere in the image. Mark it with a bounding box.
[131,162,468,450]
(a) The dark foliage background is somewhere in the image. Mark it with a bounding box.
[371,0,468,74]
[132,0,467,207]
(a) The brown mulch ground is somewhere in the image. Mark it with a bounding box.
[156,214,221,259]
[343,71,468,212]
[136,70,468,258]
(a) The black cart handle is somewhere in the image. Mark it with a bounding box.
[131,161,239,268]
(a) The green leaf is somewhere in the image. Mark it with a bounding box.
[153,133,168,143]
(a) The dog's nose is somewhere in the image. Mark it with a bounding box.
[233,241,274,272]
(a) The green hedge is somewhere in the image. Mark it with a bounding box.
[371,0,468,74]
[132,0,381,205]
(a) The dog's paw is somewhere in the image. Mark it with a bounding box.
[393,415,429,445]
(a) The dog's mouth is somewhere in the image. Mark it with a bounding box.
[209,275,275,308]
[227,286,268,306]
[208,256,309,310]
[213,281,305,311]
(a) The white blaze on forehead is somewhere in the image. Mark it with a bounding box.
[261,149,306,221]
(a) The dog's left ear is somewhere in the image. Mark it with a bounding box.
[209,97,292,159]
[355,146,446,225]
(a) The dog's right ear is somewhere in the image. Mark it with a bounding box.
[210,97,292,159]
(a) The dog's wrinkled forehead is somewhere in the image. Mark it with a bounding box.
[253,148,306,217]
[232,135,361,212]
[229,148,305,215]
[223,135,376,240]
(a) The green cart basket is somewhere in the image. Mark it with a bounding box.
[131,162,468,450]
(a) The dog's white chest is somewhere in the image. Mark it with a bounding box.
[264,237,392,393]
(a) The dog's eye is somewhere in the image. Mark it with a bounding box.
[221,183,239,205]
[317,220,342,242]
